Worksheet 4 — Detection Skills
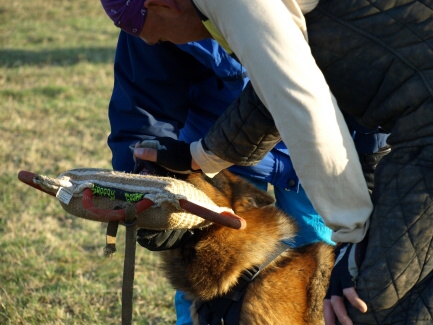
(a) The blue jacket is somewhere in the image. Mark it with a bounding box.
[108,31,388,190]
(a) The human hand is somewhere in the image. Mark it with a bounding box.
[133,137,201,174]
[137,228,195,251]
[324,239,369,325]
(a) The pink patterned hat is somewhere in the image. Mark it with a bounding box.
[100,0,147,36]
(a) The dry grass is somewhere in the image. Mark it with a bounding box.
[0,0,176,323]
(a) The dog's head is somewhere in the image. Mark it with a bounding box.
[187,171,276,213]
[135,158,275,213]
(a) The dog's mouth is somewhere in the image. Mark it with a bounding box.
[134,159,188,180]
[135,159,161,175]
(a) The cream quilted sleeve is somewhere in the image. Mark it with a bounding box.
[192,0,373,243]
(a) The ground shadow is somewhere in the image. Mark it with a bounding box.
[0,47,116,67]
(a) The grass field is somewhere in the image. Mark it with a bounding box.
[0,1,176,324]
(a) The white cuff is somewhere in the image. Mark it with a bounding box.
[190,140,233,178]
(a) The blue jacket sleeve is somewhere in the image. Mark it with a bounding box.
[108,31,204,172]
[344,113,389,155]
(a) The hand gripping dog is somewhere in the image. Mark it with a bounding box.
[18,168,246,325]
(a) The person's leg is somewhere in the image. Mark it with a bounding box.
[274,185,334,247]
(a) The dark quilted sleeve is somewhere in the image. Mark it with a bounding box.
[203,82,281,166]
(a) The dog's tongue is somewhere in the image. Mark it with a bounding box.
[137,166,151,175]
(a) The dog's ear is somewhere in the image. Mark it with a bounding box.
[192,170,276,211]
[232,178,276,212]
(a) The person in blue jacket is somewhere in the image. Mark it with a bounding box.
[107,31,388,324]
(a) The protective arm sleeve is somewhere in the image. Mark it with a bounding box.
[193,0,373,243]
[203,81,281,165]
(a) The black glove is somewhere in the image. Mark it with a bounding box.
[136,228,195,251]
[325,235,368,299]
[137,137,200,174]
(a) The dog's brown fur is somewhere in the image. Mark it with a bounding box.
[158,170,334,325]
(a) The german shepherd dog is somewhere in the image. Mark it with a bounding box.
[140,163,334,325]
